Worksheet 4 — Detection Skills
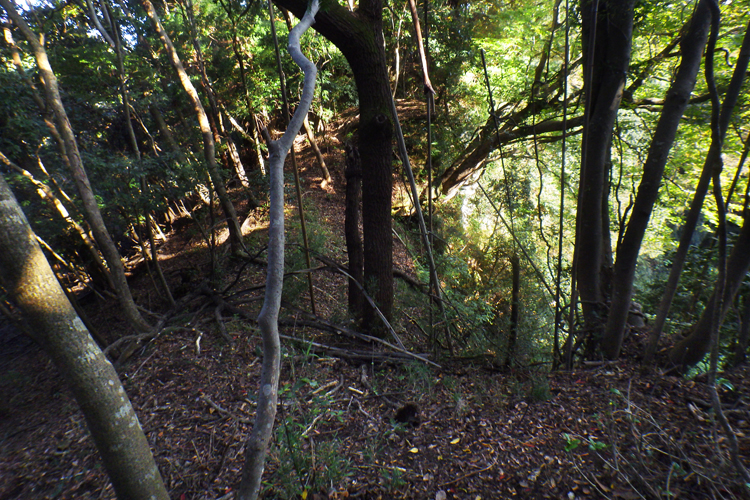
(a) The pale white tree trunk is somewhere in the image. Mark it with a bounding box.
[237,1,319,498]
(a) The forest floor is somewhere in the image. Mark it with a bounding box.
[1,102,749,499]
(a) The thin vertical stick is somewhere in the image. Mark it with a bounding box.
[424,0,435,349]
[553,0,569,369]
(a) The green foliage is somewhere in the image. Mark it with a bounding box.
[3,0,749,371]
[265,375,352,498]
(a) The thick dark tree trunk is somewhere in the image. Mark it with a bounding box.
[275,0,395,327]
[603,1,711,359]
[575,0,635,353]
[345,141,364,318]
[669,213,750,369]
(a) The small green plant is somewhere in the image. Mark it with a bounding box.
[715,377,734,391]
[266,373,352,498]
[562,433,608,452]
[402,361,435,395]
[380,465,407,490]
[562,433,581,452]
[528,375,552,401]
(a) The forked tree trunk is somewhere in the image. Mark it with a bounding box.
[1,0,152,333]
[0,175,168,500]
[602,1,710,359]
[236,2,319,498]
[141,0,247,256]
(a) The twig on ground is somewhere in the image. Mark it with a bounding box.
[200,394,252,424]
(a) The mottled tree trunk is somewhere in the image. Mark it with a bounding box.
[0,175,168,500]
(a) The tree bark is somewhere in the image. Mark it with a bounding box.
[732,293,750,367]
[575,0,635,353]
[650,19,750,350]
[140,0,247,256]
[0,175,168,500]
[602,1,710,359]
[345,141,364,317]
[275,0,395,327]
[1,0,152,333]
[236,2,318,497]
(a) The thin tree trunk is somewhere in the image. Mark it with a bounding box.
[0,152,114,290]
[219,0,267,176]
[269,0,317,315]
[0,175,169,500]
[732,293,750,366]
[100,3,176,308]
[303,114,332,184]
[141,0,246,256]
[506,252,520,366]
[3,25,72,175]
[602,1,710,359]
[649,19,750,351]
[1,0,152,333]
[182,0,252,190]
[406,0,434,94]
[237,3,319,498]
